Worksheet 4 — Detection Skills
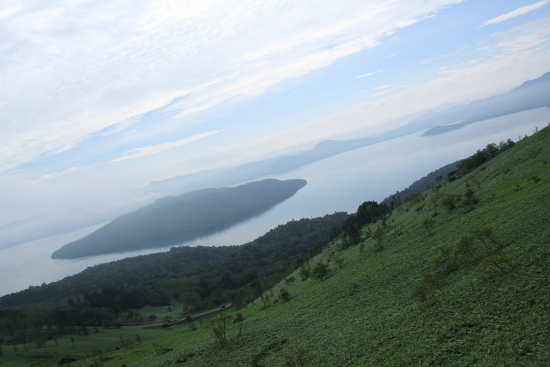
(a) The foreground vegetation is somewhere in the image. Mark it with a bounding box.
[1,125,549,366]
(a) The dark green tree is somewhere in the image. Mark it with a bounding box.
[279,288,291,302]
[372,226,386,252]
[310,262,331,281]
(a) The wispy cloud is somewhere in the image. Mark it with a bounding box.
[372,84,392,90]
[354,70,383,79]
[371,89,396,96]
[213,19,550,159]
[30,166,79,184]
[0,0,463,173]
[481,0,549,27]
[441,46,467,57]
[110,129,228,163]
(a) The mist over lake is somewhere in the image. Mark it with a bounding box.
[0,107,548,297]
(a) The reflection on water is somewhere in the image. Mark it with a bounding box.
[1,107,548,296]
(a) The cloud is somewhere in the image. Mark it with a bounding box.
[441,46,467,57]
[372,84,392,90]
[421,58,437,64]
[30,166,79,184]
[110,129,227,163]
[481,0,549,27]
[354,70,383,79]
[371,89,396,96]
[0,0,463,173]
[213,19,550,159]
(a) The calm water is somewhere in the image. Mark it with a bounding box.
[1,108,548,297]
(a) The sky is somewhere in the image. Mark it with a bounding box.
[1,0,549,226]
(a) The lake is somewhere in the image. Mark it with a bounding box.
[1,107,548,297]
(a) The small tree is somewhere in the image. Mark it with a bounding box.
[119,337,134,350]
[206,314,233,346]
[421,217,436,237]
[186,315,195,330]
[31,336,46,353]
[279,288,291,302]
[405,192,422,205]
[430,192,445,216]
[86,347,102,367]
[233,312,244,337]
[284,277,296,287]
[333,254,344,269]
[152,343,173,355]
[284,345,316,367]
[441,193,461,211]
[358,243,365,263]
[298,267,310,281]
[462,183,479,210]
[310,262,331,281]
[372,226,386,252]
[412,273,445,302]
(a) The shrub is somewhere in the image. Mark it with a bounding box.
[441,193,462,210]
[206,314,233,346]
[152,343,173,355]
[284,345,316,367]
[279,288,290,302]
[333,254,344,269]
[299,267,310,281]
[421,217,436,237]
[57,355,79,366]
[412,273,445,302]
[310,262,331,281]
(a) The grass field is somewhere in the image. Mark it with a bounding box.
[4,125,550,367]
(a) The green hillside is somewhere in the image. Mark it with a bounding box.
[131,126,549,367]
[1,125,549,366]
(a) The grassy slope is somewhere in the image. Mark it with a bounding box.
[9,126,550,367]
[149,126,548,367]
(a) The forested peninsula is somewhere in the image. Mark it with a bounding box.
[51,178,307,259]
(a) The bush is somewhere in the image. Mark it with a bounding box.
[441,193,462,210]
[58,355,79,366]
[206,314,233,346]
[279,288,290,302]
[421,218,436,237]
[310,262,331,281]
[284,345,316,366]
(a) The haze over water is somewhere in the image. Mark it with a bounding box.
[0,108,548,297]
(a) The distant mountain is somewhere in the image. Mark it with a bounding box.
[420,72,550,136]
[0,205,137,250]
[51,179,307,259]
[146,73,550,197]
